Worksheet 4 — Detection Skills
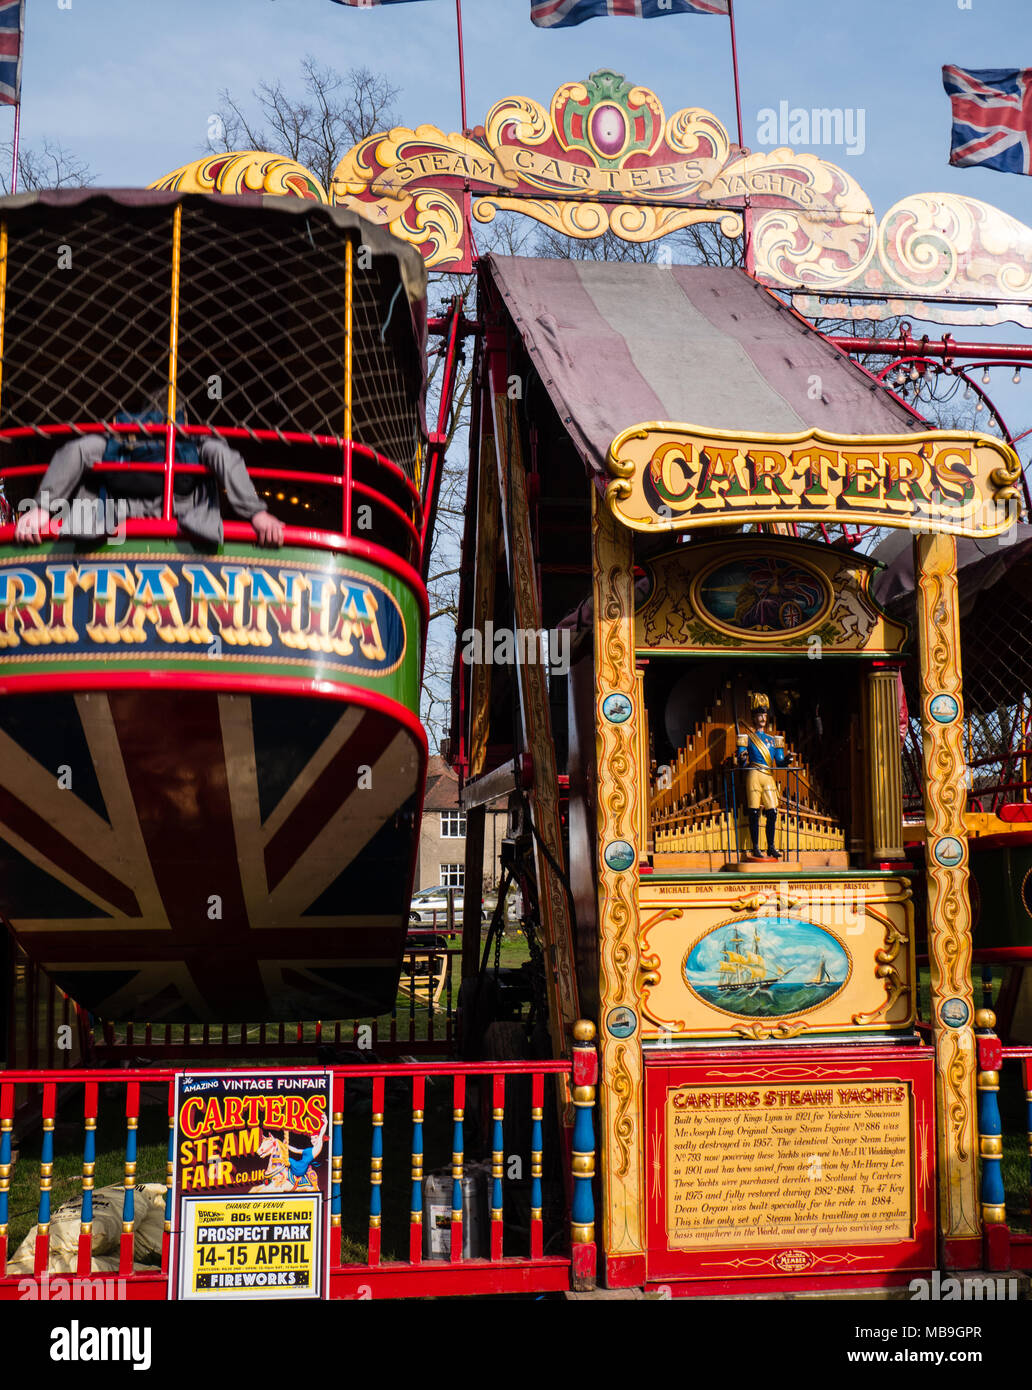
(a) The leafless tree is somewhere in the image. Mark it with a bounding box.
[206,57,401,190]
[418,214,539,751]
[0,138,94,196]
[677,220,744,267]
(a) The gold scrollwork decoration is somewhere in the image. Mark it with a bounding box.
[609,205,742,243]
[664,106,731,165]
[394,191,466,267]
[474,196,609,239]
[152,152,329,202]
[638,952,662,990]
[851,906,912,1025]
[484,93,553,151]
[733,1021,810,1041]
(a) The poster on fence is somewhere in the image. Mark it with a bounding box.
[171,1070,332,1301]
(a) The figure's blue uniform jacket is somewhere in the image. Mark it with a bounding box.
[737,729,788,770]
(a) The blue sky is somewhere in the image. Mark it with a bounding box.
[18,0,1032,221]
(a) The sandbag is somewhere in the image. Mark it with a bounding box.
[6,1182,166,1275]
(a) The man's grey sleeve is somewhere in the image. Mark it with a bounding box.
[34,435,106,503]
[199,437,265,521]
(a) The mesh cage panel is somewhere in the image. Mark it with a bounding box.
[0,196,423,478]
[900,564,1032,811]
[3,202,172,426]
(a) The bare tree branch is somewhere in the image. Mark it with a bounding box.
[205,58,401,190]
[0,138,94,196]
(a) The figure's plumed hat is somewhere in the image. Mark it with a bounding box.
[748,691,770,713]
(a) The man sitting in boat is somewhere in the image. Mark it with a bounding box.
[736,691,790,860]
[14,407,284,547]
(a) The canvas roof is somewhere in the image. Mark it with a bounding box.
[484,256,925,476]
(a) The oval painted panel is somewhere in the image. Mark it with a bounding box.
[695,556,831,639]
[682,915,850,1019]
[590,103,627,156]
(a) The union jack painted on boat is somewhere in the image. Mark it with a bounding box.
[0,689,424,1022]
[942,65,1032,176]
[0,0,23,108]
[532,0,728,27]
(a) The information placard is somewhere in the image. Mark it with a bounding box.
[172,1071,332,1301]
[644,1047,936,1285]
[181,1196,322,1300]
[666,1081,913,1248]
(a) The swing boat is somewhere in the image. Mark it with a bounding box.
[0,188,432,1023]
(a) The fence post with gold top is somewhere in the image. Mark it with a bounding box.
[571,1019,598,1291]
[975,1007,1009,1271]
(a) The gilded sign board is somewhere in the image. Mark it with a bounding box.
[636,540,906,657]
[155,72,1032,326]
[0,542,420,707]
[645,1050,936,1282]
[606,423,1022,538]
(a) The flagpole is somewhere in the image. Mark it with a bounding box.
[455,0,468,132]
[9,101,18,194]
[727,0,745,150]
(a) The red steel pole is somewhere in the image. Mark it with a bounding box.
[9,103,19,195]
[455,0,468,133]
[727,0,745,151]
[830,334,1032,363]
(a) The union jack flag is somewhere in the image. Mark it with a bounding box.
[532,0,728,26]
[0,0,23,108]
[942,65,1032,176]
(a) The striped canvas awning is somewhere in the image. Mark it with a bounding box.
[483,257,925,476]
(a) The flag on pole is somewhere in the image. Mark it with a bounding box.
[942,65,1032,176]
[0,0,24,108]
[532,0,728,26]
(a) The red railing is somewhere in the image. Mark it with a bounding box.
[0,421,424,570]
[0,1054,597,1300]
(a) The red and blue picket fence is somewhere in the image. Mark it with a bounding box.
[0,1043,598,1300]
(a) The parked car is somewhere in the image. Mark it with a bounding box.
[408,886,522,928]
[408,886,477,927]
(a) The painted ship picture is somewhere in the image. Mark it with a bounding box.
[683,917,850,1018]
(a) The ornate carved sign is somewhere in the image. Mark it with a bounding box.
[606,423,1022,539]
[155,71,1032,327]
[636,541,907,657]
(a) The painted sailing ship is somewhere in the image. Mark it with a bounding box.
[809,956,832,985]
[716,925,796,995]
